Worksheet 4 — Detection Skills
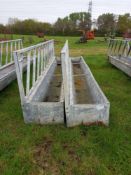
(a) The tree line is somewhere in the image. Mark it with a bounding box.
[0,12,131,36]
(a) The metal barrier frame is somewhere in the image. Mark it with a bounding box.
[14,40,55,104]
[14,40,64,124]
[0,39,23,91]
[0,39,23,69]
[108,39,131,77]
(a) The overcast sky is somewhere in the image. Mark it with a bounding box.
[0,0,130,24]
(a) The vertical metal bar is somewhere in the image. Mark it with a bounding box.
[45,44,47,66]
[21,40,23,49]
[110,40,114,55]
[50,41,52,60]
[15,41,17,50]
[107,39,111,55]
[18,40,21,50]
[33,49,36,86]
[48,42,50,63]
[26,51,31,95]
[37,48,40,79]
[125,40,129,57]
[10,42,13,62]
[43,45,46,69]
[19,53,23,82]
[118,40,123,56]
[112,40,116,56]
[6,42,8,64]
[46,43,48,64]
[0,43,3,67]
[41,45,44,73]
[122,41,127,57]
[108,39,111,48]
[44,44,47,67]
[52,40,55,58]
[127,43,131,57]
[114,40,118,56]
[42,45,45,71]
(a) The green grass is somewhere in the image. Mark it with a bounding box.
[0,35,131,175]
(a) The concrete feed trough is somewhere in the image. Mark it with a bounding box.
[14,40,64,124]
[61,41,110,127]
[23,59,64,124]
[66,57,110,127]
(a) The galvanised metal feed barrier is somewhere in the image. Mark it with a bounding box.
[0,39,23,91]
[61,41,110,127]
[0,39,23,68]
[14,40,64,124]
[108,39,131,76]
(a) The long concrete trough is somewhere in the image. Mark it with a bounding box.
[23,59,64,124]
[61,41,110,127]
[108,39,131,77]
[67,57,110,127]
[14,40,64,124]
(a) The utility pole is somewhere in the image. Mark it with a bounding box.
[88,0,92,30]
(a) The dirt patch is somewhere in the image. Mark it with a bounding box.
[33,137,60,175]
[62,143,81,163]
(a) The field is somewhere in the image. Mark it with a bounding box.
[0,35,131,175]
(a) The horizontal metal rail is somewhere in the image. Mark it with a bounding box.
[13,40,55,104]
[15,40,54,54]
[0,39,23,68]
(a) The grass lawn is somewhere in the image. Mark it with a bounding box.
[0,35,131,175]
